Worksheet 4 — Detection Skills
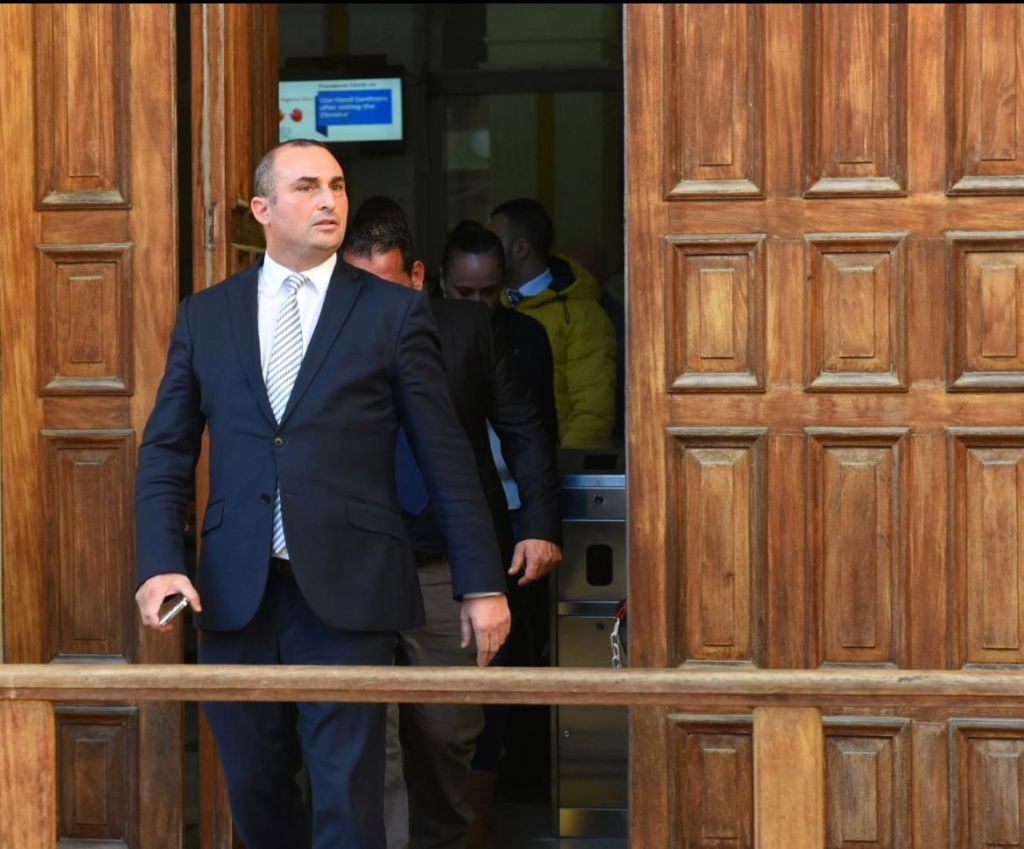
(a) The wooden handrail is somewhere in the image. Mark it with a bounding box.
[1,664,1024,707]
[7,665,1024,848]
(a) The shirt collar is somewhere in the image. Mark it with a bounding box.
[260,252,337,296]
[512,267,553,299]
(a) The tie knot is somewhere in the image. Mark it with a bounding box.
[282,273,308,297]
[506,287,524,306]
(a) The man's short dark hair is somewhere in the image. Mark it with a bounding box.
[253,139,332,201]
[251,138,331,200]
[490,198,554,259]
[353,196,409,227]
[342,207,415,275]
[441,220,505,279]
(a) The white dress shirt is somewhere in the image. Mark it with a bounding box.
[258,253,335,559]
[258,252,336,371]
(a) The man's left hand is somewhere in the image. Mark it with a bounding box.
[508,539,562,585]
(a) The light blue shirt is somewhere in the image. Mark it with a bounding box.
[508,267,553,302]
[487,422,520,510]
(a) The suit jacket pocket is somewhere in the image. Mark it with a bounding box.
[202,500,224,535]
[346,497,405,540]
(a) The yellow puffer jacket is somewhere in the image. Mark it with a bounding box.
[502,256,617,448]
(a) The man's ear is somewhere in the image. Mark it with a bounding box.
[511,237,531,263]
[411,259,426,292]
[251,196,271,225]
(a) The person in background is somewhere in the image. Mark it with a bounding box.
[490,198,617,449]
[441,220,557,439]
[439,220,563,846]
[343,205,561,849]
[561,238,625,441]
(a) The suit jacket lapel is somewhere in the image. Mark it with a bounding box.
[225,262,278,429]
[279,260,364,425]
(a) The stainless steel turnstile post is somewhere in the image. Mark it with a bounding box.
[553,450,627,838]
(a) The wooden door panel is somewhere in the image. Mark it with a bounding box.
[628,4,1024,847]
[671,716,754,849]
[43,431,135,659]
[665,4,764,198]
[947,233,1024,390]
[950,429,1024,666]
[665,236,766,391]
[668,429,766,666]
[33,4,132,208]
[0,5,179,848]
[951,721,1024,849]
[808,429,908,667]
[948,4,1024,194]
[37,244,134,395]
[823,719,909,849]
[804,4,907,197]
[57,706,139,844]
[804,234,908,391]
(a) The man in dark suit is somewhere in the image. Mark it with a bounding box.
[440,220,557,444]
[341,209,561,849]
[133,139,510,849]
[439,221,562,845]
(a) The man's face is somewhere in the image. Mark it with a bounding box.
[250,145,348,271]
[443,250,503,314]
[343,246,419,290]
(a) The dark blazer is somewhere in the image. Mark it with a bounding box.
[423,297,561,565]
[135,259,505,632]
[493,305,558,442]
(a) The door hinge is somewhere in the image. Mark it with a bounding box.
[204,201,217,250]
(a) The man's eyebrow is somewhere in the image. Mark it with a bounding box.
[290,175,345,183]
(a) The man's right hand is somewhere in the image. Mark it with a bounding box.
[135,574,202,632]
[460,595,511,667]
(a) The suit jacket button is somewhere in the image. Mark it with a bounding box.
[273,436,285,447]
[259,493,271,504]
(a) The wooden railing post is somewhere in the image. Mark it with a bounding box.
[754,706,824,849]
[0,701,55,849]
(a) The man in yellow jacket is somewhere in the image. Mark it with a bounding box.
[490,198,617,448]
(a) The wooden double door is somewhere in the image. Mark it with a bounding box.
[2,3,1023,848]
[627,4,1024,848]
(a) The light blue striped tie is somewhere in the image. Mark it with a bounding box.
[266,273,308,556]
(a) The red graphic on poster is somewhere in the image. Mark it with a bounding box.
[291,108,303,122]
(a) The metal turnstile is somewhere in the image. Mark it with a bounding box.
[553,450,627,838]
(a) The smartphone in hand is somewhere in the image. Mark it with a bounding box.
[157,594,189,626]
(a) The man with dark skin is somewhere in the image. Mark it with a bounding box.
[441,220,558,448]
[439,221,562,845]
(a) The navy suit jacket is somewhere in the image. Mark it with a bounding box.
[135,258,505,632]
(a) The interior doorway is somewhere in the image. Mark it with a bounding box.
[181,4,627,848]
